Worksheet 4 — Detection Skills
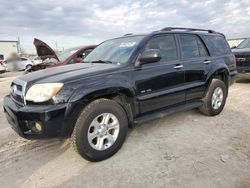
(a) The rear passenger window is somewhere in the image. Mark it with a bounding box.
[180,35,208,59]
[197,38,208,57]
[145,35,178,62]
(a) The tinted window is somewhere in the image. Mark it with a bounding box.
[197,38,208,57]
[203,35,230,55]
[180,35,200,58]
[145,35,178,62]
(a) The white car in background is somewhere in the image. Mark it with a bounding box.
[32,56,43,65]
[5,57,34,71]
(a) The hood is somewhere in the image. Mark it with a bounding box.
[232,48,250,56]
[33,38,60,61]
[18,63,120,85]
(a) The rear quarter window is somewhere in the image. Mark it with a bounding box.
[202,35,231,56]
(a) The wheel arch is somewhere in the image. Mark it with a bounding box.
[63,87,137,136]
[205,67,229,98]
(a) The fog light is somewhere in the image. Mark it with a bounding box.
[35,122,42,132]
[29,121,42,133]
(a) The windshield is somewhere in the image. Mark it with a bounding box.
[84,36,144,64]
[237,38,250,49]
[57,47,80,62]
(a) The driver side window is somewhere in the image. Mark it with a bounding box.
[145,35,178,62]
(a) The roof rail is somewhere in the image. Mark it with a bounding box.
[123,33,133,36]
[161,27,216,34]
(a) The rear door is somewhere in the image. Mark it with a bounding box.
[178,34,211,101]
[135,34,186,114]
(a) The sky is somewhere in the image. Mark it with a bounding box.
[0,0,250,53]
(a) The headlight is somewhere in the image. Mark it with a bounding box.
[25,83,64,103]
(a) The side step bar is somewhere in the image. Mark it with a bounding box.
[133,102,203,125]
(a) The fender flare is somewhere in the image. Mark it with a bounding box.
[204,65,229,97]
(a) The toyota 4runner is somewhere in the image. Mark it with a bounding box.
[3,27,237,161]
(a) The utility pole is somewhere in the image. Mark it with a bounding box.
[17,36,21,55]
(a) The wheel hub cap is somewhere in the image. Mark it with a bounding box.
[212,87,223,110]
[88,113,120,151]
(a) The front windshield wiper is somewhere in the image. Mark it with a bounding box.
[90,60,113,64]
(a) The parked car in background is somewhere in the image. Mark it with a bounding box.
[26,38,97,72]
[32,56,43,65]
[0,54,6,73]
[0,61,6,74]
[5,57,34,71]
[232,38,250,73]
[3,27,237,161]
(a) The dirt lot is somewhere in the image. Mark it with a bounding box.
[0,73,249,188]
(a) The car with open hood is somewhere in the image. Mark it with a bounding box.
[26,38,97,72]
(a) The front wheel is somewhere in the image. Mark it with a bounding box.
[25,64,32,70]
[72,98,128,161]
[199,79,227,116]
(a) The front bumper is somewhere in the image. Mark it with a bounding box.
[3,95,69,139]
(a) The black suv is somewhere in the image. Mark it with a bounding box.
[3,27,237,161]
[232,38,250,73]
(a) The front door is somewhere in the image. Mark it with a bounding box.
[134,34,186,114]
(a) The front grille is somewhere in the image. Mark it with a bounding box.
[235,55,250,67]
[10,79,27,105]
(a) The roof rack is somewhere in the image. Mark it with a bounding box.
[161,27,216,34]
[123,33,133,36]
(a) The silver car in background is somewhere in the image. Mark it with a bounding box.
[5,57,34,71]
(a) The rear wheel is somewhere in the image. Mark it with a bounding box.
[72,98,128,161]
[199,79,227,116]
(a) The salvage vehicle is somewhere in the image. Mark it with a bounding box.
[26,38,96,72]
[3,27,237,161]
[232,38,250,73]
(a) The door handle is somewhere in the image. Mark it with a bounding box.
[204,60,211,64]
[174,65,183,69]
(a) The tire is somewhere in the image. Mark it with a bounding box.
[199,79,227,116]
[25,64,32,70]
[72,98,128,161]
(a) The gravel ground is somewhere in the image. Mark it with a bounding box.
[0,74,249,188]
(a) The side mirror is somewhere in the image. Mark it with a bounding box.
[137,49,161,66]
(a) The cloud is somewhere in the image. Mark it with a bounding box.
[0,0,249,52]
